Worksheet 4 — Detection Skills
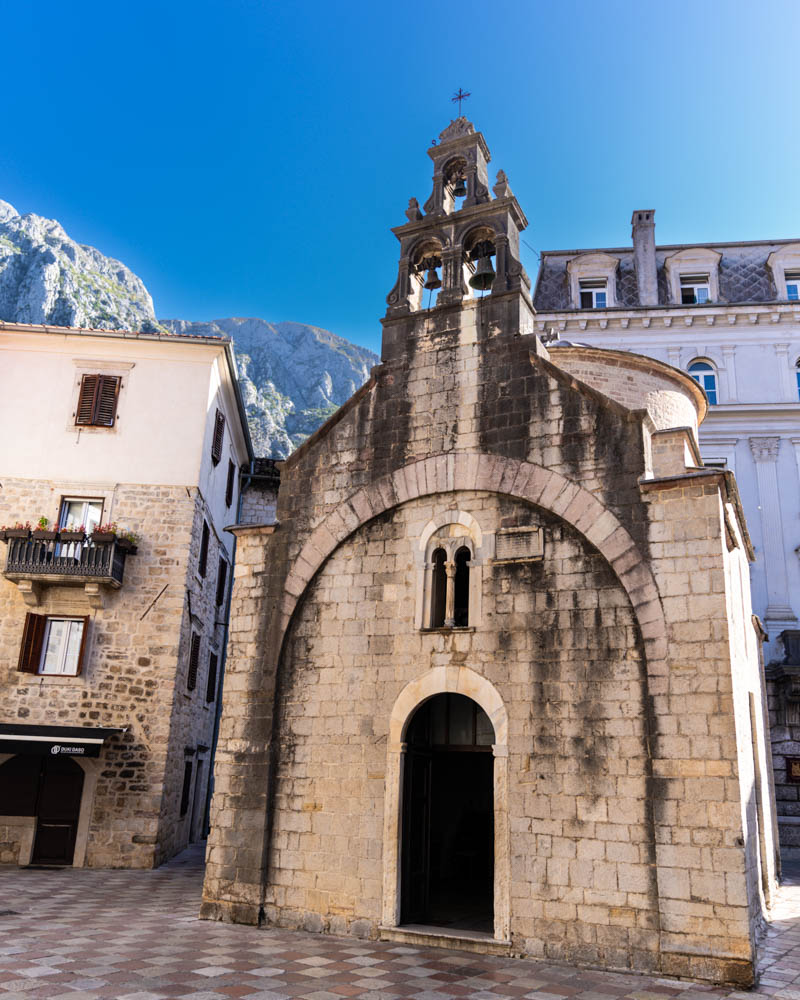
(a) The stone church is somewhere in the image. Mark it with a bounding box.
[202,119,779,985]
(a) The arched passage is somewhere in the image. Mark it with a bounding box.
[383,666,510,942]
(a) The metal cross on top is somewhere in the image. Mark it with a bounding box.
[451,88,471,115]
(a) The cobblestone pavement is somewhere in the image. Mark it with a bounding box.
[2,846,800,1000]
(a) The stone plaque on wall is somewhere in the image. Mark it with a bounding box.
[494,527,544,563]
[788,757,800,783]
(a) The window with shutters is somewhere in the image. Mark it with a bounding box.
[216,557,228,607]
[206,651,218,703]
[187,632,201,692]
[180,761,193,816]
[211,409,225,465]
[75,374,121,427]
[198,522,210,578]
[226,460,236,508]
[18,612,89,676]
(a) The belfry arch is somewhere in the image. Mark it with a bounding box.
[382,667,510,942]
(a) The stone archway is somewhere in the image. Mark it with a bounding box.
[382,666,510,942]
[281,453,667,680]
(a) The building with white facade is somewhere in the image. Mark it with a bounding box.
[531,217,800,845]
[0,320,252,868]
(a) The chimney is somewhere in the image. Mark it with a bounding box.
[631,210,658,306]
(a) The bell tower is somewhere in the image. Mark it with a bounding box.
[383,118,533,361]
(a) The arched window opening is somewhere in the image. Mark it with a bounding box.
[443,157,468,214]
[431,548,447,628]
[464,228,496,299]
[453,546,470,627]
[688,360,718,405]
[411,239,444,311]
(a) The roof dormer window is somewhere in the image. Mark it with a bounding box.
[680,274,710,305]
[579,279,607,309]
[766,245,800,301]
[665,248,721,305]
[567,253,618,309]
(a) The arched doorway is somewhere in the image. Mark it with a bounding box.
[0,755,84,865]
[401,693,494,932]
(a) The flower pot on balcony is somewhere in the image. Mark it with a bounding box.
[32,530,59,541]
[116,538,138,554]
[5,529,31,539]
[91,531,117,544]
[59,530,86,543]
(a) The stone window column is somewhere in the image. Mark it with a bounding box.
[750,436,797,622]
[443,560,456,627]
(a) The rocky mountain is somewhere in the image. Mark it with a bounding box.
[0,200,162,332]
[0,199,378,457]
[162,318,378,457]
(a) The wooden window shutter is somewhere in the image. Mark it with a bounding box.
[18,613,47,673]
[76,374,100,425]
[94,376,120,426]
[225,460,235,508]
[75,616,91,676]
[211,409,225,465]
[215,558,227,607]
[187,632,200,691]
[75,374,120,427]
[198,522,210,578]
[205,652,218,703]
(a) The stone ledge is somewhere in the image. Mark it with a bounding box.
[378,924,513,956]
[199,898,260,925]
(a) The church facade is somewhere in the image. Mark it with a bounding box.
[201,121,778,985]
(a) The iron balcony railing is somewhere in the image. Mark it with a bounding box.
[4,537,127,586]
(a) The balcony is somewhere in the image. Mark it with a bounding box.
[3,536,130,609]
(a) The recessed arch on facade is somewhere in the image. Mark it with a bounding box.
[281,452,667,674]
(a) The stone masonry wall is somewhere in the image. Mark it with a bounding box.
[204,293,773,983]
[0,478,221,868]
[267,490,658,966]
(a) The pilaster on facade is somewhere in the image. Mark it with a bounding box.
[749,436,797,623]
[721,345,738,402]
[774,343,795,402]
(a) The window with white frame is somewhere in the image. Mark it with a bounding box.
[40,619,85,675]
[17,613,89,676]
[787,272,800,301]
[680,274,710,305]
[688,360,718,405]
[665,247,721,304]
[579,279,608,309]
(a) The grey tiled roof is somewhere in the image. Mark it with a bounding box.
[533,240,795,310]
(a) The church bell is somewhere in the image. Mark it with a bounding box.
[469,255,495,291]
[423,266,442,290]
[452,175,467,198]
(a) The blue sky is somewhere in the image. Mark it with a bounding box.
[2,0,798,354]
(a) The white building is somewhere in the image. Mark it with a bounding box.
[532,216,800,844]
[0,320,252,868]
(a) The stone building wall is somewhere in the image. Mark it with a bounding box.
[202,123,777,984]
[0,477,221,868]
[267,490,659,963]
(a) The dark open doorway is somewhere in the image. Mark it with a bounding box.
[400,693,494,933]
[0,754,84,866]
